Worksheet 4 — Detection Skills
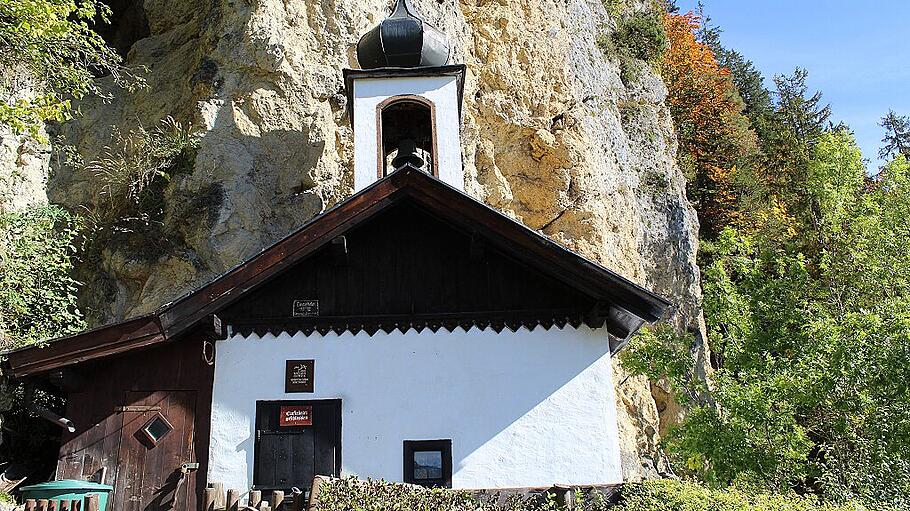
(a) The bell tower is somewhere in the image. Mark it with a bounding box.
[344,0,466,191]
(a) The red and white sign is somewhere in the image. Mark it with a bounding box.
[279,405,313,427]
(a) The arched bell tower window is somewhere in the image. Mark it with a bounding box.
[376,95,438,178]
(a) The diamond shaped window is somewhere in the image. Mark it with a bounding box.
[141,414,174,446]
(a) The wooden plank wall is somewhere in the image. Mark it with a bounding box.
[54,333,214,509]
[221,201,598,331]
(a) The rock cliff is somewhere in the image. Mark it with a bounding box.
[11,0,705,480]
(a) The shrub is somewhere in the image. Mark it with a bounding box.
[611,9,667,63]
[312,478,881,511]
[312,477,614,511]
[598,5,667,85]
[617,480,876,511]
[0,205,84,350]
[80,116,200,262]
[87,116,199,216]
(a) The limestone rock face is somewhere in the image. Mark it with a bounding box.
[36,0,703,480]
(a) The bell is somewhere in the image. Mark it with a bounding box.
[391,139,426,171]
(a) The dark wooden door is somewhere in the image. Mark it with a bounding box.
[254,400,341,491]
[113,391,197,511]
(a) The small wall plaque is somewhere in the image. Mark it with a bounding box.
[279,405,313,427]
[292,299,319,317]
[285,359,315,393]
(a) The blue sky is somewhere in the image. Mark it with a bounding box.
[675,1,910,168]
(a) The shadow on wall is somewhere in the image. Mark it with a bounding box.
[210,325,620,490]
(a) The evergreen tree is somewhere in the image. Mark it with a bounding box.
[691,2,773,122]
[879,110,910,160]
[773,68,832,147]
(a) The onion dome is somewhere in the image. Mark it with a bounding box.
[356,0,450,69]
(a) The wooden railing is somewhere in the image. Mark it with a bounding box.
[23,493,101,511]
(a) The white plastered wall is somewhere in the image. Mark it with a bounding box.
[352,75,463,191]
[207,325,623,491]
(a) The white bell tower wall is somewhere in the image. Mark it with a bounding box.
[346,67,465,192]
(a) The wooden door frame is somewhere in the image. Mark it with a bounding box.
[253,399,343,490]
[114,390,198,511]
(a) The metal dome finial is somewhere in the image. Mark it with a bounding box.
[356,0,451,69]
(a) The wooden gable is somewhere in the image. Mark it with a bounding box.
[221,200,599,336]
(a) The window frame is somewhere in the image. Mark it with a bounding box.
[375,95,439,178]
[403,439,452,488]
[139,412,174,447]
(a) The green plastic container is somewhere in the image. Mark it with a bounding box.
[19,480,113,511]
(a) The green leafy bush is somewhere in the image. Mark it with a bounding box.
[312,478,879,511]
[0,205,84,350]
[610,9,667,63]
[617,480,874,511]
[313,477,613,511]
[598,5,667,84]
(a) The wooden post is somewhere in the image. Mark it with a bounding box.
[269,490,284,510]
[36,499,48,511]
[249,490,262,509]
[289,488,305,511]
[307,476,327,511]
[212,482,226,510]
[227,489,241,511]
[204,487,218,511]
[25,499,37,511]
[84,494,100,511]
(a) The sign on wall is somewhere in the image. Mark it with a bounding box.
[285,359,315,393]
[292,299,319,317]
[279,405,313,427]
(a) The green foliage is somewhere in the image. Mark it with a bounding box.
[878,110,910,160]
[313,478,876,511]
[0,0,143,136]
[616,480,874,511]
[612,9,667,62]
[0,205,84,350]
[80,116,200,262]
[87,116,199,217]
[599,4,667,84]
[313,477,613,511]
[618,323,702,403]
[622,132,910,507]
[772,68,832,149]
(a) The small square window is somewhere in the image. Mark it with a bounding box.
[140,413,174,446]
[404,440,452,488]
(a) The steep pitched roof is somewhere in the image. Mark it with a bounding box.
[4,167,671,378]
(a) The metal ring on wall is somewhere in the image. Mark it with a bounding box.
[202,340,215,366]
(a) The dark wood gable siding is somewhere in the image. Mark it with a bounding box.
[221,200,601,336]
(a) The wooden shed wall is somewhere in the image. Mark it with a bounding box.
[54,334,213,510]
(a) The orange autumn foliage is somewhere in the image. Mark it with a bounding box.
[660,12,757,236]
